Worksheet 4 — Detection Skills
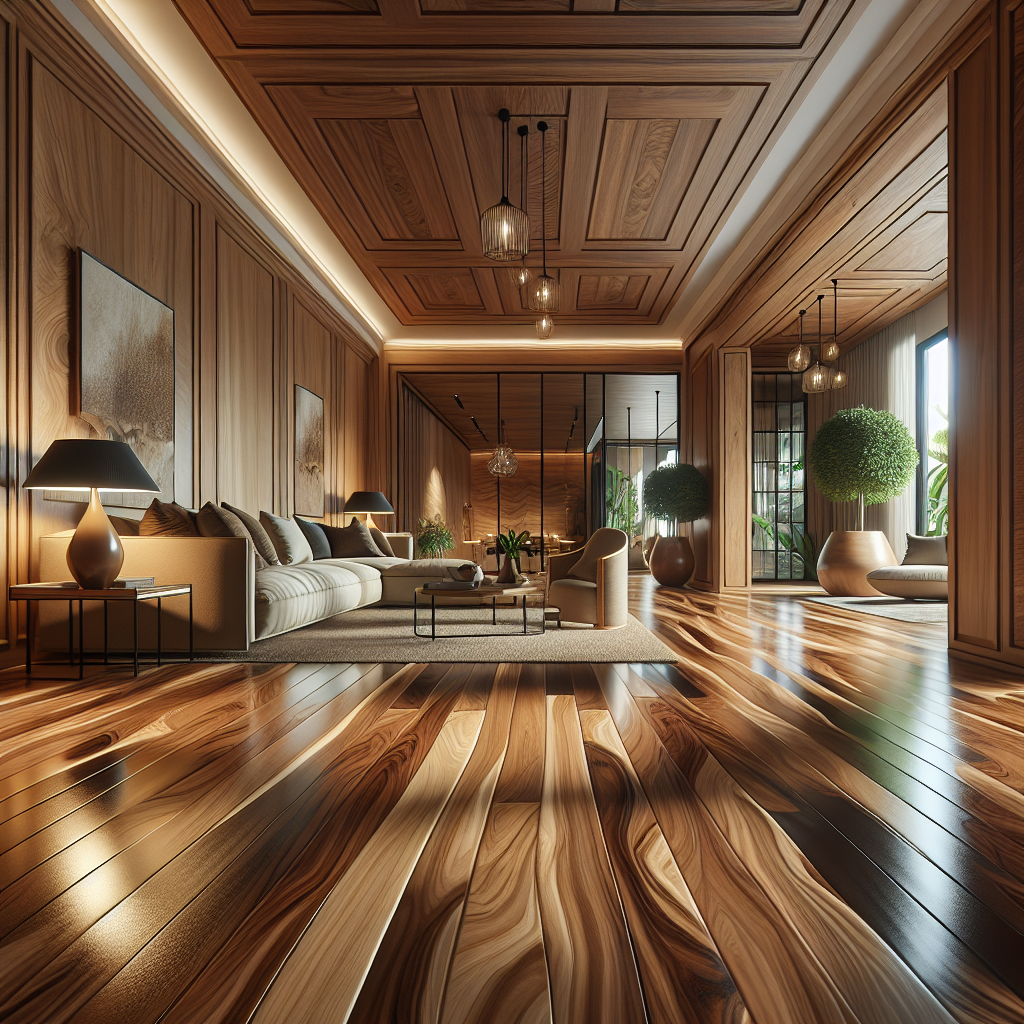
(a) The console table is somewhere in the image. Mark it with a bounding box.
[10,582,194,679]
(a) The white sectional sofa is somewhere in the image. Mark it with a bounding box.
[38,531,476,652]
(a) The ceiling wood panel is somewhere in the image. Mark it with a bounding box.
[177,0,861,327]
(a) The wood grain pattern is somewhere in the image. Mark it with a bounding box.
[2,577,1022,1023]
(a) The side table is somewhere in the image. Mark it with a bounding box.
[10,582,194,679]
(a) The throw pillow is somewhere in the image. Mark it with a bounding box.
[222,503,280,565]
[260,511,313,565]
[108,515,141,536]
[196,502,268,568]
[140,499,198,537]
[369,527,395,557]
[903,533,947,566]
[295,517,332,560]
[321,518,385,558]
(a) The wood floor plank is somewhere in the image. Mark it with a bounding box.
[492,663,545,803]
[248,709,486,1024]
[579,708,752,1024]
[439,801,551,1024]
[347,664,516,1024]
[596,667,857,1024]
[537,693,647,1024]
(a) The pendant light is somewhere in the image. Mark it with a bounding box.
[507,124,533,289]
[481,109,530,262]
[487,376,518,477]
[827,278,848,389]
[820,278,840,364]
[528,121,559,323]
[535,312,555,339]
[802,294,828,393]
[787,308,811,372]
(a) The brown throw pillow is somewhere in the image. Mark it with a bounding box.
[140,499,198,537]
[222,503,280,565]
[197,502,268,568]
[321,518,385,558]
[903,533,947,566]
[295,517,332,560]
[108,515,141,536]
[369,527,395,558]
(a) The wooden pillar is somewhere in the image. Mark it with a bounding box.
[947,0,1023,668]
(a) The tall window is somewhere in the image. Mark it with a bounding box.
[916,332,949,535]
[752,373,808,580]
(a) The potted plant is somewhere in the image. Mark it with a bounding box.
[417,514,454,558]
[642,463,710,587]
[495,527,530,584]
[808,406,918,596]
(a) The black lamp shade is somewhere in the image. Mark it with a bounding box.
[23,439,160,492]
[343,490,395,515]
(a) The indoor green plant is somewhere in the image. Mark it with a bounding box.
[495,527,531,584]
[642,463,709,587]
[808,406,918,595]
[416,514,454,558]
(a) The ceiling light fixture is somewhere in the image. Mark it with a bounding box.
[802,294,829,393]
[528,121,559,333]
[787,308,811,372]
[821,277,841,364]
[488,420,519,477]
[827,278,848,389]
[507,124,533,289]
[481,109,530,262]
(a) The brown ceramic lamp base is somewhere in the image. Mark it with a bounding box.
[816,530,897,597]
[648,535,695,588]
[66,487,124,589]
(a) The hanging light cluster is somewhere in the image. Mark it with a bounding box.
[480,109,530,263]
[792,279,849,393]
[487,419,519,477]
[527,121,559,337]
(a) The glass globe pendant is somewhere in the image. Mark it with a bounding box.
[787,309,811,371]
[820,278,842,365]
[536,313,555,339]
[802,294,829,393]
[830,367,848,390]
[481,109,529,262]
[528,273,559,312]
[526,120,559,315]
[508,262,532,289]
[487,417,518,477]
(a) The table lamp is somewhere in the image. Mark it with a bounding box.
[23,439,160,589]
[342,491,394,530]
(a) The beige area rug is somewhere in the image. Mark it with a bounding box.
[199,605,677,664]
[803,595,948,623]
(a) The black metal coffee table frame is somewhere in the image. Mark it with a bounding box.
[413,587,546,640]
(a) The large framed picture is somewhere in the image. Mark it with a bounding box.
[71,250,175,507]
[294,384,325,517]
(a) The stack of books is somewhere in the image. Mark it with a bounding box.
[111,577,156,589]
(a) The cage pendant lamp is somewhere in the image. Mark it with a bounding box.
[820,279,841,364]
[826,279,847,388]
[506,125,534,288]
[787,309,811,372]
[802,294,829,393]
[481,109,530,262]
[528,121,559,316]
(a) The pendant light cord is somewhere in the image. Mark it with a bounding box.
[538,121,548,277]
[832,278,838,355]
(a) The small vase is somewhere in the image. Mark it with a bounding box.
[648,535,695,588]
[495,552,524,585]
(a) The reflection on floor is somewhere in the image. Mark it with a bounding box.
[1,576,1021,1023]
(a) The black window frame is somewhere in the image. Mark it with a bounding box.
[915,329,948,535]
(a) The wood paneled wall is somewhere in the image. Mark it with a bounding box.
[947,0,1022,668]
[398,384,471,559]
[685,349,713,588]
[1,2,379,663]
[719,349,751,590]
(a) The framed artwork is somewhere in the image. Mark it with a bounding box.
[69,250,175,507]
[295,384,325,517]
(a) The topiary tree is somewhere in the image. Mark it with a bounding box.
[642,463,709,527]
[809,406,918,530]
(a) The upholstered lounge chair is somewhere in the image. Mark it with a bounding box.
[546,527,628,629]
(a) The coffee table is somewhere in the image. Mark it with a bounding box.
[413,583,546,640]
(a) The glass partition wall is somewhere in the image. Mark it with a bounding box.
[400,371,679,572]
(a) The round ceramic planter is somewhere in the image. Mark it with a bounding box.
[648,535,695,588]
[816,530,897,597]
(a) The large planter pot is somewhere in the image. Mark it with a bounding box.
[648,535,695,588]
[817,530,897,597]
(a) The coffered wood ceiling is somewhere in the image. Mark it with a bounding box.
[175,0,866,330]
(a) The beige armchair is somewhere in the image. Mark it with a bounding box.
[546,528,628,629]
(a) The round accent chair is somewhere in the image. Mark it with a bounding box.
[546,528,628,629]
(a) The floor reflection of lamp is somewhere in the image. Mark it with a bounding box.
[23,439,159,589]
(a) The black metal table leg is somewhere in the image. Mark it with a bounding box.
[431,595,436,640]
[189,587,194,661]
[133,600,139,677]
[68,600,73,665]
[492,597,496,625]
[25,600,31,675]
[523,595,527,633]
[157,596,162,666]
[78,600,84,680]
[103,601,108,665]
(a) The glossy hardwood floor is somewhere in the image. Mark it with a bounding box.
[1,577,1021,1024]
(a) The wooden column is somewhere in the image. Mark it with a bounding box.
[947,0,1023,668]
[718,349,752,590]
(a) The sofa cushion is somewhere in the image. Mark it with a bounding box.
[902,533,947,566]
[109,515,141,536]
[322,518,384,558]
[260,511,313,565]
[866,564,948,600]
[140,499,198,537]
[295,517,331,560]
[254,561,381,640]
[223,503,280,566]
[370,527,395,557]
[197,502,267,570]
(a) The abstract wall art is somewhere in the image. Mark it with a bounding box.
[295,384,325,517]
